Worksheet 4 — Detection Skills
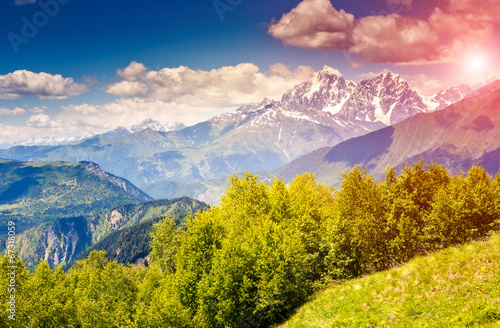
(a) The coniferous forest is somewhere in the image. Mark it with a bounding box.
[1,161,500,327]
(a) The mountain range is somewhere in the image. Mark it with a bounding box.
[2,67,500,271]
[0,67,483,203]
[273,81,500,186]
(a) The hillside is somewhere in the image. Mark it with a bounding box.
[280,233,500,327]
[74,217,160,267]
[74,213,189,267]
[13,197,207,270]
[0,159,151,230]
[2,165,499,327]
[274,81,500,186]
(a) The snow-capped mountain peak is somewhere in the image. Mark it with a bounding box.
[335,71,426,125]
[126,119,186,133]
[281,66,355,115]
[278,66,431,125]
[317,65,342,77]
[423,84,474,112]
[129,119,168,133]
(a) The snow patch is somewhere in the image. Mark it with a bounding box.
[324,96,349,115]
[372,96,383,122]
[421,96,441,112]
[333,118,346,127]
[281,110,319,124]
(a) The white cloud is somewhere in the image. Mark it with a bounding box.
[351,14,440,63]
[106,62,313,107]
[26,113,58,128]
[117,61,148,81]
[0,107,26,115]
[0,105,46,116]
[444,0,500,22]
[268,0,500,65]
[268,0,355,51]
[0,70,87,100]
[105,81,149,97]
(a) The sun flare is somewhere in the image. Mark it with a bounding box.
[468,56,485,71]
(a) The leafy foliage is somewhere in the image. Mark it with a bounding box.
[1,163,500,327]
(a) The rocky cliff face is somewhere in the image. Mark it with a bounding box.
[338,72,428,125]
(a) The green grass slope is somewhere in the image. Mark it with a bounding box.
[280,233,500,327]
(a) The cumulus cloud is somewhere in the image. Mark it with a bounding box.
[117,61,148,81]
[0,70,87,100]
[351,14,440,63]
[105,81,149,97]
[106,62,313,107]
[26,113,58,128]
[0,105,46,116]
[445,0,500,21]
[269,63,294,78]
[268,0,500,64]
[268,0,355,51]
[0,107,26,115]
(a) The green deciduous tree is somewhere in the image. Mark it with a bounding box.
[70,250,138,328]
[149,217,184,274]
[22,262,75,328]
[425,166,497,248]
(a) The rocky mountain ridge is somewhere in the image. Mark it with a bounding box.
[0,67,482,203]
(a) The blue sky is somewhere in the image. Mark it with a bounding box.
[2,0,382,77]
[0,0,499,146]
